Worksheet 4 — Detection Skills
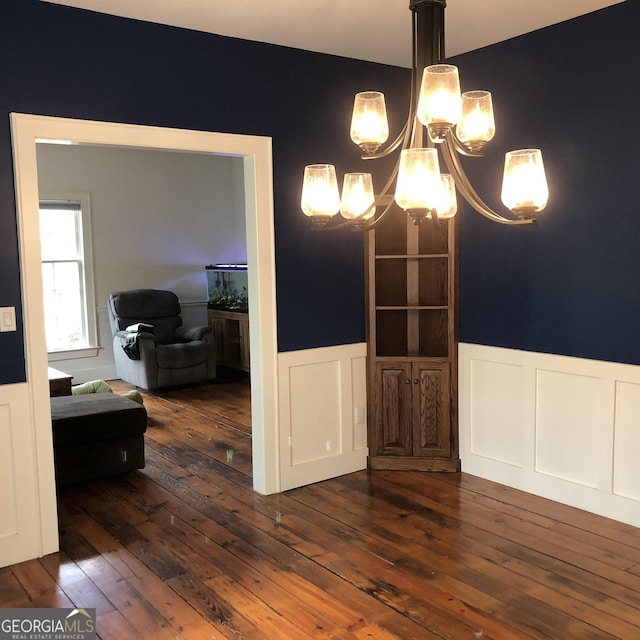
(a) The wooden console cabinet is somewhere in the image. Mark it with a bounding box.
[48,367,73,397]
[207,309,250,372]
[367,204,460,471]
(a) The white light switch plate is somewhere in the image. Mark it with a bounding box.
[0,307,17,332]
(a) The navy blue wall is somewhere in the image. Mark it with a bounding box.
[0,0,408,384]
[2,1,638,385]
[454,1,640,365]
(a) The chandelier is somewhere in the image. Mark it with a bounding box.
[300,0,549,230]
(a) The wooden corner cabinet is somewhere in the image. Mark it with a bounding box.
[207,309,250,372]
[367,204,460,471]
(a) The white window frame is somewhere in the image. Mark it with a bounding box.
[39,192,99,361]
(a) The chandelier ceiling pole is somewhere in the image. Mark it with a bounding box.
[412,0,446,79]
[300,0,549,230]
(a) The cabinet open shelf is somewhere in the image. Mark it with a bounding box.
[375,308,448,358]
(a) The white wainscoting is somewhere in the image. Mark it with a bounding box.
[0,382,58,568]
[459,343,640,527]
[278,343,368,491]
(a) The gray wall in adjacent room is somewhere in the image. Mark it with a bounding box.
[36,143,246,381]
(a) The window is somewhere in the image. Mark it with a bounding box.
[39,194,97,357]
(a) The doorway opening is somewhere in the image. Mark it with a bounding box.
[11,114,281,515]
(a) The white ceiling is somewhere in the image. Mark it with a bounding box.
[43,0,624,67]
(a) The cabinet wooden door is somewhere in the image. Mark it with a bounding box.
[207,309,250,372]
[208,312,226,362]
[412,362,450,458]
[373,361,413,456]
[238,316,250,371]
[373,360,451,461]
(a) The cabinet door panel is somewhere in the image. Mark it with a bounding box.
[208,310,250,371]
[413,363,451,458]
[207,313,226,364]
[374,362,412,456]
[238,317,250,371]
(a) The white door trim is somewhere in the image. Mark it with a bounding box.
[10,114,281,560]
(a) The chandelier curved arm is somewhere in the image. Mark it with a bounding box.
[316,152,402,231]
[361,7,422,163]
[360,120,409,161]
[312,216,364,231]
[312,198,397,232]
[447,129,484,158]
[365,198,398,231]
[360,64,418,161]
[365,143,406,230]
[376,144,403,200]
[441,138,535,226]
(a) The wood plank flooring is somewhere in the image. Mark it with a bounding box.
[2,376,640,639]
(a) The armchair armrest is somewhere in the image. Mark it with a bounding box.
[136,333,159,361]
[113,331,156,344]
[114,330,156,360]
[114,330,156,342]
[176,325,211,342]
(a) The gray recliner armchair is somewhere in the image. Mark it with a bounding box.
[108,289,216,390]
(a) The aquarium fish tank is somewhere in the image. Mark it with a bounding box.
[206,264,248,312]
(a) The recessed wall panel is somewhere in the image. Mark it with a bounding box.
[0,404,18,538]
[460,343,640,529]
[469,359,525,466]
[536,370,600,487]
[613,380,640,500]
[278,344,368,492]
[289,360,342,465]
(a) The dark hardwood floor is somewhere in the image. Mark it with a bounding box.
[2,375,640,639]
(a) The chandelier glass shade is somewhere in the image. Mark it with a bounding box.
[395,147,441,223]
[340,172,377,225]
[436,173,458,219]
[417,64,462,142]
[501,149,549,216]
[300,164,340,224]
[301,0,549,230]
[350,92,390,155]
[457,90,495,150]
